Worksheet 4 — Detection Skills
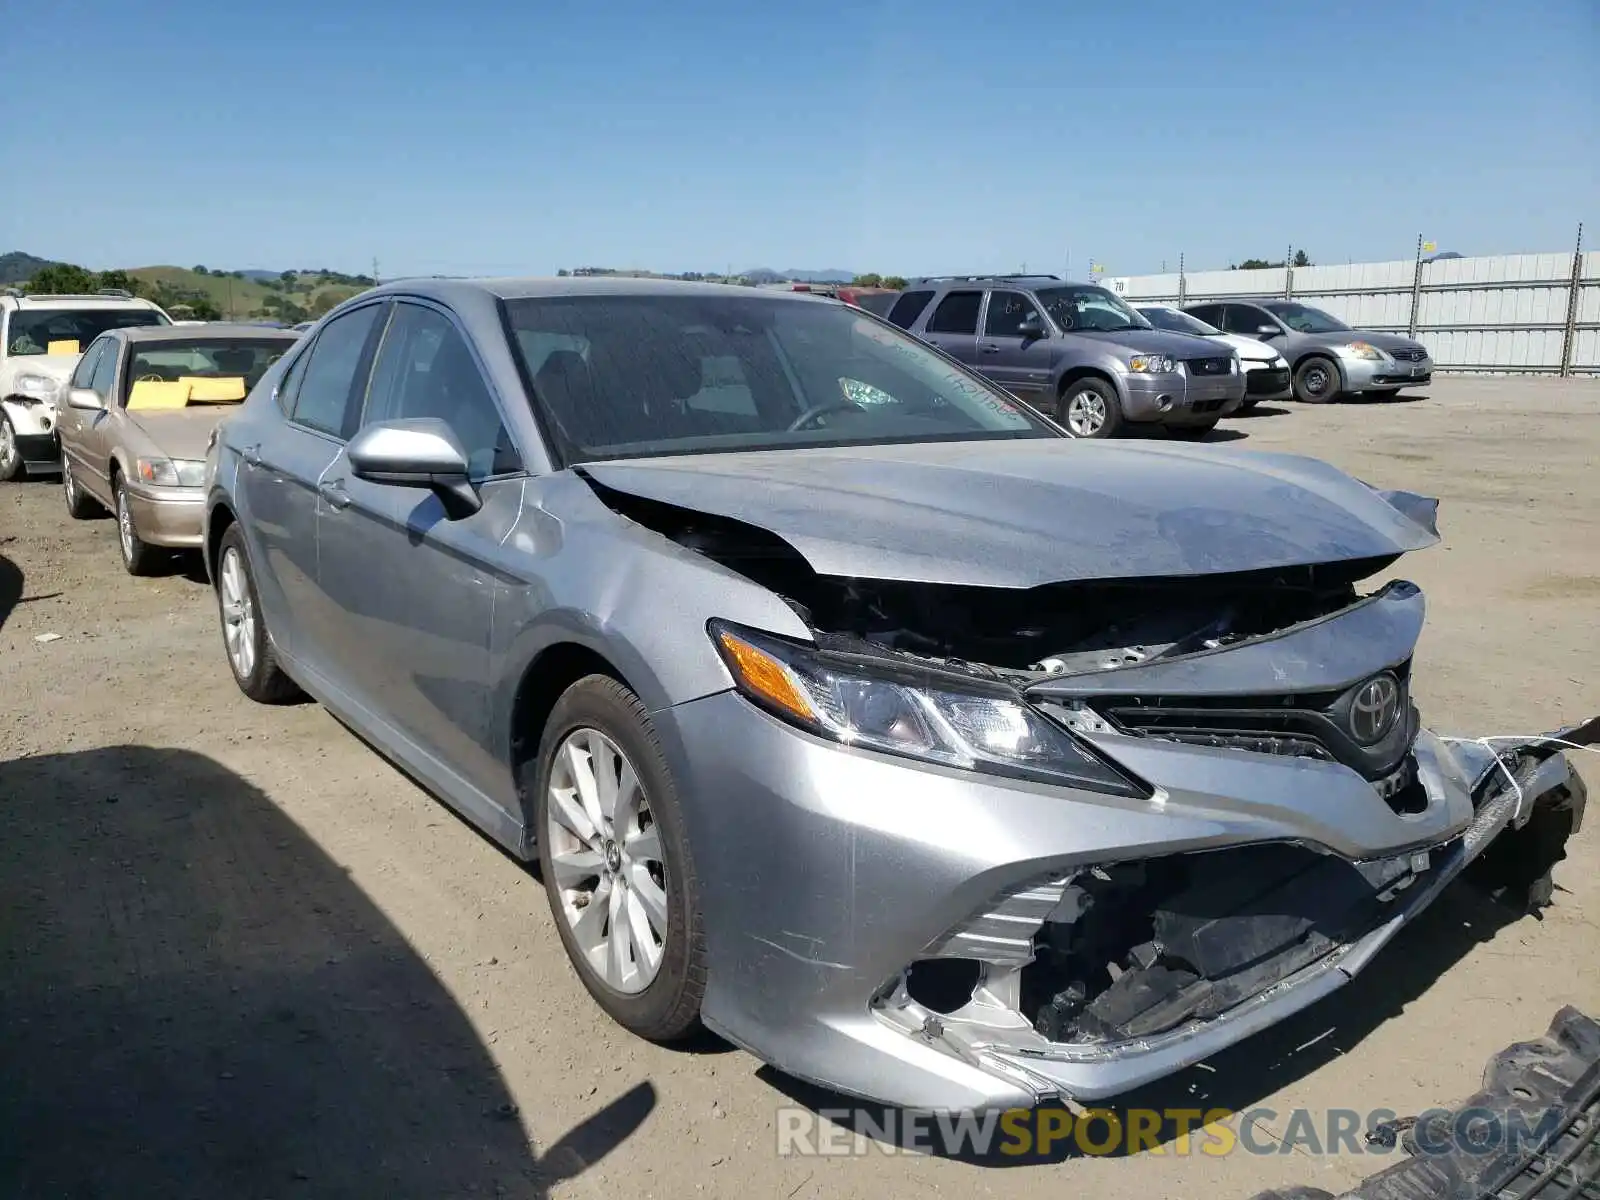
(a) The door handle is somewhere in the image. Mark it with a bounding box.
[241,444,262,469]
[318,478,352,510]
[980,343,1002,354]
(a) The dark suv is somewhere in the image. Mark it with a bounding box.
[882,275,1244,438]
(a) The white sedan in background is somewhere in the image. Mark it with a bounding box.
[1135,304,1291,408]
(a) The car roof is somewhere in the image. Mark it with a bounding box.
[372,276,828,305]
[116,322,301,344]
[3,293,163,309]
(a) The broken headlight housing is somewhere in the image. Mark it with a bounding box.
[710,620,1147,797]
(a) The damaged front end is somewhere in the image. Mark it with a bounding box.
[580,466,1590,1105]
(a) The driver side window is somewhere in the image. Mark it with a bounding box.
[70,340,106,389]
[983,291,1044,338]
[89,341,120,402]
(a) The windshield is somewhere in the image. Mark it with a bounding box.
[505,294,1057,462]
[4,307,169,357]
[124,337,296,406]
[1262,302,1351,333]
[1033,286,1149,333]
[1137,306,1220,336]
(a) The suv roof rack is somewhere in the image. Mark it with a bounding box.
[908,273,1062,285]
[96,287,134,298]
[14,292,143,303]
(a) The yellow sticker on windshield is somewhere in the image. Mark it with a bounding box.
[47,339,81,355]
[180,376,247,402]
[127,381,192,411]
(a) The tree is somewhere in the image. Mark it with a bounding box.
[96,269,135,293]
[1232,258,1282,270]
[193,265,209,275]
[308,290,343,318]
[23,263,98,294]
[852,272,883,287]
[882,275,907,290]
[280,270,296,285]
[556,268,571,277]
[1292,249,1312,268]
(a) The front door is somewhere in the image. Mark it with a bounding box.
[314,299,525,803]
[57,339,106,489]
[977,290,1055,399]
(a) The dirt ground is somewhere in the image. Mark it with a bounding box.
[2,375,1597,1199]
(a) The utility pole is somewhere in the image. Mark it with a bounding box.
[1178,252,1187,307]
[372,256,380,285]
[1284,244,1294,298]
[1407,234,1425,338]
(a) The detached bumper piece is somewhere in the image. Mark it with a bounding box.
[1247,367,1292,396]
[1248,1007,1600,1200]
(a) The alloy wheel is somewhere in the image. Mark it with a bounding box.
[219,546,258,680]
[116,488,135,563]
[1066,389,1107,437]
[62,453,76,504]
[545,727,668,995]
[0,419,17,475]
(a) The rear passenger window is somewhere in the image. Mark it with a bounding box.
[70,340,105,389]
[886,290,934,329]
[926,291,982,335]
[290,304,384,438]
[1187,304,1223,328]
[90,341,119,400]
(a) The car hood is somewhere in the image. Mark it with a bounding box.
[1212,333,1281,362]
[3,353,80,383]
[1064,327,1223,358]
[127,407,235,460]
[1293,329,1428,355]
[579,440,1441,588]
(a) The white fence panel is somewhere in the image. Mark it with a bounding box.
[1105,246,1596,374]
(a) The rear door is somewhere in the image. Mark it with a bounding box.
[237,301,387,665]
[918,290,983,367]
[976,289,1054,399]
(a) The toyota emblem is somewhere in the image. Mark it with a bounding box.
[1349,673,1401,745]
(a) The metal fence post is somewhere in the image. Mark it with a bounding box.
[1407,234,1424,338]
[1559,223,1584,377]
[1284,245,1293,299]
[1178,253,1187,307]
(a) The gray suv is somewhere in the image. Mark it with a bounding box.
[1184,298,1433,403]
[885,275,1244,438]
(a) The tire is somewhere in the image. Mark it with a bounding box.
[62,450,100,518]
[1168,421,1218,440]
[113,475,161,575]
[1292,356,1341,404]
[215,523,302,703]
[532,674,705,1041]
[0,413,24,482]
[1057,377,1124,438]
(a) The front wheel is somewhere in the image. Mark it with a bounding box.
[216,524,302,703]
[533,675,705,1041]
[1058,378,1124,438]
[0,414,24,481]
[63,450,100,518]
[114,476,160,575]
[1293,356,1341,404]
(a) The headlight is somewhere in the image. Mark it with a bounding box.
[1128,354,1177,374]
[710,621,1146,797]
[135,457,207,487]
[1272,355,1288,369]
[14,373,60,398]
[1343,341,1387,361]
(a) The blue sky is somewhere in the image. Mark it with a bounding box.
[3,0,1595,278]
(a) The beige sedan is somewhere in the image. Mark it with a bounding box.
[57,324,300,574]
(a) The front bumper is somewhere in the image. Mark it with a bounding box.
[1,397,61,466]
[1343,355,1434,390]
[1122,371,1246,425]
[124,484,205,547]
[654,685,1588,1112]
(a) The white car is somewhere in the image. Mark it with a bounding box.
[1135,303,1291,408]
[0,289,171,480]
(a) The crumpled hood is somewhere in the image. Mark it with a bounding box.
[127,407,235,460]
[579,440,1441,587]
[3,353,79,384]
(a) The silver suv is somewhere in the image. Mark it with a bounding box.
[884,275,1245,438]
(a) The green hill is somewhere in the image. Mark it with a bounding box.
[126,266,367,322]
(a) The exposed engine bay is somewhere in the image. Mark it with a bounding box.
[585,475,1388,679]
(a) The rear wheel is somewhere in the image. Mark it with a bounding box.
[533,675,705,1041]
[62,450,100,518]
[1058,378,1124,438]
[1293,356,1341,403]
[0,414,23,481]
[216,524,301,703]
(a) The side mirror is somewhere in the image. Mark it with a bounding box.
[1017,313,1045,340]
[1256,324,1281,338]
[66,387,103,411]
[347,418,481,518]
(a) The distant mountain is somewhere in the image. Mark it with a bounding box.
[238,269,285,281]
[743,267,855,285]
[0,250,63,286]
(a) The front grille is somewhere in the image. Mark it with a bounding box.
[1388,346,1428,362]
[1247,367,1290,394]
[1186,356,1233,376]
